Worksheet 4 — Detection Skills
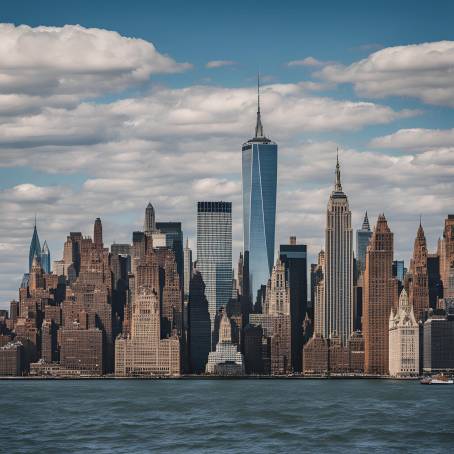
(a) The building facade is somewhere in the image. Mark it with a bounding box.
[196,201,232,338]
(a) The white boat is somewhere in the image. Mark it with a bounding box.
[420,374,453,385]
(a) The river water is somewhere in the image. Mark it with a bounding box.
[1,379,453,453]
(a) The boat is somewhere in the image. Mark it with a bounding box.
[420,374,453,385]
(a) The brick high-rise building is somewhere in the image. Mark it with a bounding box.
[363,214,395,375]
[94,218,103,249]
[439,215,454,298]
[409,222,429,321]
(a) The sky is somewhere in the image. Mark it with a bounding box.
[1,0,454,309]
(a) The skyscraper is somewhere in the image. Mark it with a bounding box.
[41,241,51,274]
[156,222,184,287]
[94,218,103,248]
[279,237,307,372]
[439,214,454,298]
[388,289,419,377]
[183,238,193,296]
[363,214,394,375]
[409,222,429,321]
[356,211,372,273]
[323,153,353,345]
[28,221,41,273]
[196,201,233,338]
[242,77,278,302]
[144,202,156,234]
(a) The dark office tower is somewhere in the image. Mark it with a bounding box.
[356,211,372,274]
[409,222,429,321]
[156,222,184,288]
[94,218,103,249]
[144,202,156,234]
[392,260,405,283]
[41,241,51,274]
[197,201,233,338]
[131,231,146,275]
[188,271,211,373]
[427,254,442,310]
[242,77,278,302]
[439,215,454,298]
[363,214,394,375]
[183,238,193,297]
[28,220,41,272]
[279,237,307,372]
[237,253,244,295]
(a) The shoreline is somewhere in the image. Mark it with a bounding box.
[0,374,421,381]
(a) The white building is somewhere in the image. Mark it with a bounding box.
[206,310,244,375]
[323,153,353,345]
[389,289,419,377]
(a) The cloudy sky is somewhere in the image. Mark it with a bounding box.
[1,0,454,309]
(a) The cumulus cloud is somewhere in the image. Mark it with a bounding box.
[0,23,191,104]
[205,60,237,68]
[287,57,327,67]
[319,41,454,106]
[370,128,454,151]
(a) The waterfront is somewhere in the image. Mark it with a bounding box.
[1,380,453,453]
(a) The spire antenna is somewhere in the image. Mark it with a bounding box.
[254,72,264,138]
[335,147,342,191]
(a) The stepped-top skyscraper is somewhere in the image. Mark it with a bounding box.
[144,202,156,234]
[242,77,278,302]
[323,152,353,345]
[29,219,41,273]
[356,211,372,273]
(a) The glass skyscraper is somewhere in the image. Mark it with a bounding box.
[196,201,233,342]
[242,79,278,302]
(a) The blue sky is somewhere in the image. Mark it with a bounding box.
[0,0,454,307]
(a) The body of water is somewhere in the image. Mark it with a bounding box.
[1,379,453,453]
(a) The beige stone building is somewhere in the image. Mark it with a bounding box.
[389,289,419,377]
[115,287,180,376]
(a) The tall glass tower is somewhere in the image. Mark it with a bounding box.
[196,201,233,342]
[242,77,278,302]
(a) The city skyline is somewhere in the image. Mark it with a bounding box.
[1,1,454,309]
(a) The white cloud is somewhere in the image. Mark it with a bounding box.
[0,23,191,103]
[319,41,454,106]
[370,128,454,151]
[287,57,326,67]
[205,60,237,68]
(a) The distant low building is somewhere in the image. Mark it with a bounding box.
[423,307,454,374]
[206,310,244,375]
[0,341,24,376]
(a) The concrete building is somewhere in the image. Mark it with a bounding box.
[389,289,419,377]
